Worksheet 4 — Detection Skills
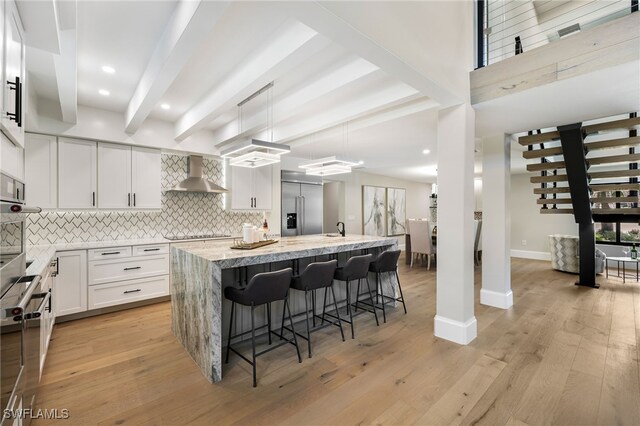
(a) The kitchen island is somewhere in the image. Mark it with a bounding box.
[170,234,398,383]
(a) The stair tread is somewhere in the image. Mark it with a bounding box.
[590,183,640,191]
[586,136,640,151]
[540,208,573,214]
[584,117,640,135]
[591,196,638,203]
[589,169,640,179]
[531,174,569,184]
[533,187,571,194]
[519,131,560,146]
[522,146,563,159]
[536,198,572,204]
[527,161,566,172]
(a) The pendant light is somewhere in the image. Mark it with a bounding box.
[223,82,289,168]
[300,123,357,176]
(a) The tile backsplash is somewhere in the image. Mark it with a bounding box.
[26,154,265,245]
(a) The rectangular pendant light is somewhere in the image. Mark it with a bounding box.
[299,156,359,169]
[221,139,290,159]
[305,165,352,176]
[229,151,281,168]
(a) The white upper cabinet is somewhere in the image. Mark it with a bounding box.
[228,164,272,210]
[98,143,132,209]
[25,133,57,208]
[131,147,161,209]
[1,0,26,148]
[253,165,272,210]
[58,138,98,209]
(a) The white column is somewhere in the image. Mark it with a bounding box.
[434,103,477,345]
[480,134,513,309]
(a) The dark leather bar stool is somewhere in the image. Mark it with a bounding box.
[366,249,407,323]
[281,260,344,358]
[224,268,302,387]
[324,253,378,339]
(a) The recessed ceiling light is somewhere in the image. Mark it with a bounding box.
[98,89,110,96]
[422,149,431,155]
[160,103,171,110]
[358,160,364,165]
[101,65,115,74]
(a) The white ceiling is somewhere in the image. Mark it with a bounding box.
[24,1,640,183]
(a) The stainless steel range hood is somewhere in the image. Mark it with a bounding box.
[168,156,228,193]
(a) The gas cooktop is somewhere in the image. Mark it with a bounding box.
[164,234,231,241]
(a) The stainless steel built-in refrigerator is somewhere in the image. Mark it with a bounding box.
[281,171,323,236]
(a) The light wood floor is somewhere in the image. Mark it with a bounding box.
[35,256,640,425]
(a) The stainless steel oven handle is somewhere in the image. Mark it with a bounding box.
[25,292,50,319]
[7,275,42,318]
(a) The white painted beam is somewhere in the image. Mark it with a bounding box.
[174,20,328,141]
[210,56,379,146]
[52,28,77,123]
[283,2,458,107]
[16,0,61,53]
[124,0,230,134]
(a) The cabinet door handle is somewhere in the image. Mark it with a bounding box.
[92,192,96,206]
[128,193,131,207]
[133,193,136,207]
[124,266,141,271]
[143,248,160,252]
[6,77,20,125]
[101,251,121,256]
[17,80,22,128]
[124,289,141,294]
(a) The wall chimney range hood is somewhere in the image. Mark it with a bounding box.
[168,155,228,193]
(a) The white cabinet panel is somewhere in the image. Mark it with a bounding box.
[229,164,272,210]
[253,166,272,210]
[25,133,57,208]
[53,250,88,316]
[0,131,18,177]
[0,0,5,118]
[88,254,169,286]
[97,143,131,209]
[58,138,97,209]
[131,147,161,209]
[1,0,25,147]
[88,275,169,310]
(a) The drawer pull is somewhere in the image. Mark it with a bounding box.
[102,252,121,256]
[124,267,141,271]
[143,248,160,252]
[123,289,142,294]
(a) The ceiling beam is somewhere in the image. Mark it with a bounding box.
[286,97,439,148]
[52,28,77,123]
[174,20,328,141]
[272,81,424,143]
[211,56,379,146]
[16,0,61,54]
[282,2,460,108]
[124,0,230,134]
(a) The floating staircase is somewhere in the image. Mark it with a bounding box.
[519,113,640,287]
[520,115,640,219]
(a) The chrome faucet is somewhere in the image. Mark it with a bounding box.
[337,222,345,237]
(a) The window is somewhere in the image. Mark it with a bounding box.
[595,222,640,245]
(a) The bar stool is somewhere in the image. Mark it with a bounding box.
[224,268,302,387]
[324,253,378,339]
[366,249,407,323]
[282,259,344,358]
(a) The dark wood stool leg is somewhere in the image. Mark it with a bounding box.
[378,272,387,323]
[267,302,272,345]
[225,301,235,364]
[365,277,379,326]
[285,299,302,363]
[346,279,355,339]
[331,286,345,341]
[304,290,312,358]
[396,271,407,314]
[251,304,257,387]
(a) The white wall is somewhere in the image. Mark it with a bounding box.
[510,172,577,257]
[27,99,218,155]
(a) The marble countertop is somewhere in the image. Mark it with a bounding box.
[24,235,239,277]
[171,234,397,264]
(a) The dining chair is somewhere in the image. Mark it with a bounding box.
[408,219,436,270]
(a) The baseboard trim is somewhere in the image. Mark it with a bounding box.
[434,315,477,345]
[510,249,550,261]
[480,289,514,309]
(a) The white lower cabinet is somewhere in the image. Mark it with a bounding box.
[88,275,169,310]
[88,254,169,286]
[40,266,55,378]
[53,250,88,316]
